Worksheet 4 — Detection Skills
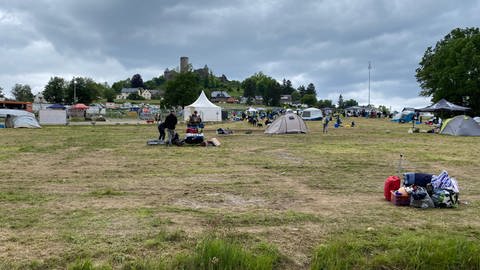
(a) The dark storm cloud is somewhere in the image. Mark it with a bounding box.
[1,0,479,110]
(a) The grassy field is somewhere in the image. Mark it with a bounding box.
[0,117,479,269]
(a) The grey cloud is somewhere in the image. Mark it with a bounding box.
[1,0,479,109]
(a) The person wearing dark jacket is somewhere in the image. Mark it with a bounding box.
[157,121,166,142]
[164,110,178,145]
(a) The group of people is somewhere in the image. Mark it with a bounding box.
[157,110,202,146]
[322,115,355,133]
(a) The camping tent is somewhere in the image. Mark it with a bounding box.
[184,91,222,122]
[391,109,415,123]
[474,117,480,124]
[416,99,470,112]
[0,109,41,128]
[301,107,323,121]
[440,115,480,136]
[265,112,308,134]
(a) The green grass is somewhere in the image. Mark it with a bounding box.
[0,117,479,269]
[171,237,281,270]
[311,228,480,270]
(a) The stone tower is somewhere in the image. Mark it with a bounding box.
[180,56,189,73]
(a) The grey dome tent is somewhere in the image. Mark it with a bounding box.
[440,115,480,136]
[264,113,308,134]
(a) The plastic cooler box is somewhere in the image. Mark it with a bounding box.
[391,190,410,206]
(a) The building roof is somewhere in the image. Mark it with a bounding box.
[120,88,141,94]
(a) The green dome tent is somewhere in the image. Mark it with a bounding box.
[440,115,480,136]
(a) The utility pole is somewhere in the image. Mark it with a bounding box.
[368,61,371,107]
[73,77,77,104]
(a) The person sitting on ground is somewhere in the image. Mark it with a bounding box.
[265,118,272,126]
[5,114,13,128]
[322,116,329,133]
[189,111,202,126]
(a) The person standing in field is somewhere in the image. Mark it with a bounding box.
[164,110,178,146]
[322,115,329,133]
[157,120,166,142]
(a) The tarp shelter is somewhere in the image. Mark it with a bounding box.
[440,115,480,136]
[265,113,308,134]
[0,109,41,128]
[72,103,89,110]
[391,109,415,123]
[184,91,222,122]
[416,99,470,112]
[47,104,66,110]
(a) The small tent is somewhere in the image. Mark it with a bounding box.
[0,109,41,128]
[440,115,480,136]
[391,109,415,123]
[184,91,222,122]
[265,113,308,134]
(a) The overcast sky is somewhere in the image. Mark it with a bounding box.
[1,0,479,110]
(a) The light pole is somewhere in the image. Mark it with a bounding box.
[73,77,77,104]
[368,61,371,107]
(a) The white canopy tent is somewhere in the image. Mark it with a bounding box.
[184,91,222,122]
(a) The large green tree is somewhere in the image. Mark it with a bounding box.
[112,78,131,93]
[344,99,359,108]
[144,75,166,90]
[241,77,256,99]
[297,85,307,98]
[43,77,67,104]
[11,84,34,102]
[241,72,281,106]
[131,74,145,88]
[306,83,316,96]
[337,94,345,109]
[317,99,333,108]
[301,94,317,107]
[416,27,480,115]
[103,87,117,102]
[163,72,201,107]
[281,79,295,95]
[67,77,103,104]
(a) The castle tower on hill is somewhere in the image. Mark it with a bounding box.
[180,56,189,73]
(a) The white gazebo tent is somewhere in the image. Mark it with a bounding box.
[184,90,222,122]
